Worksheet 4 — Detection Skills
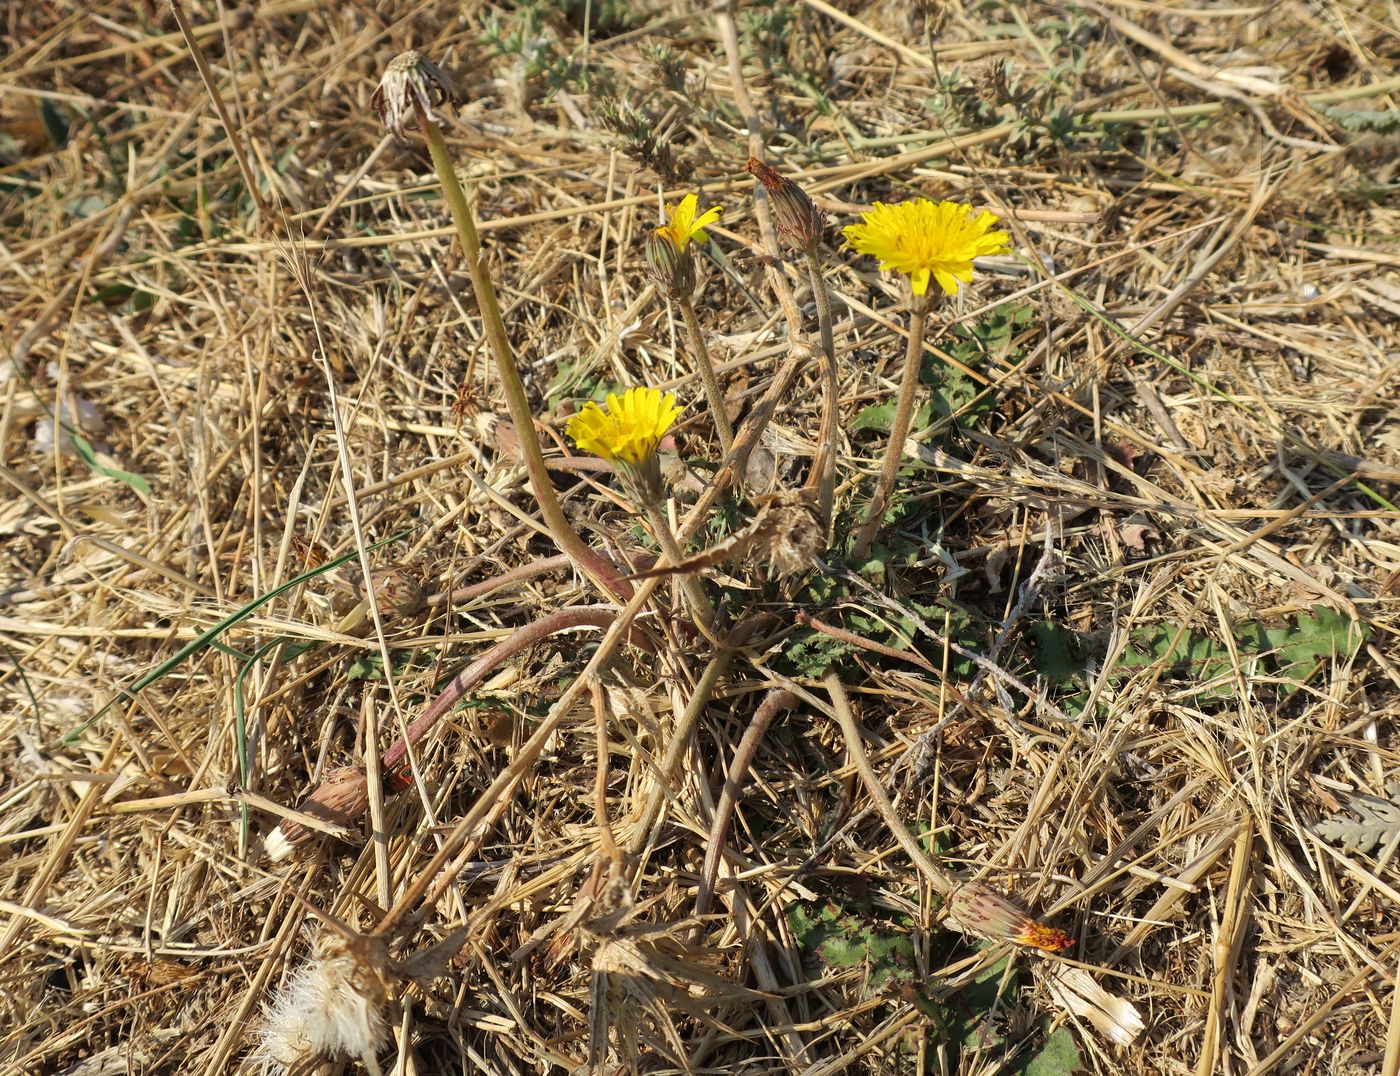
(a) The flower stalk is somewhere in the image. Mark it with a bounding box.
[376,53,628,600]
[641,500,715,628]
[803,248,838,531]
[643,193,733,459]
[843,198,1009,560]
[851,291,933,562]
[745,157,835,529]
[677,295,734,458]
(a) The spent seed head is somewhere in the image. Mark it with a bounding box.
[372,50,457,144]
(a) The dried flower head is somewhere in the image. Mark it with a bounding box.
[371,50,457,144]
[843,198,1009,297]
[945,881,1073,953]
[257,932,390,1074]
[745,157,826,252]
[752,488,825,577]
[357,566,426,620]
[264,766,369,862]
[566,387,681,505]
[643,227,696,299]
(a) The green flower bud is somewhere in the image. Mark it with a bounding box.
[644,226,696,299]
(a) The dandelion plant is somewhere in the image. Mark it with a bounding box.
[842,198,1009,560]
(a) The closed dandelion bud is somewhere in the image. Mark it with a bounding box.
[746,156,825,252]
[644,227,695,299]
[946,881,1074,953]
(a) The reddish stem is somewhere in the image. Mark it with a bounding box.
[382,606,634,772]
[695,688,798,917]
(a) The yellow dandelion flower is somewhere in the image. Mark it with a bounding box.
[567,387,682,504]
[568,386,681,462]
[843,198,1009,297]
[660,193,722,252]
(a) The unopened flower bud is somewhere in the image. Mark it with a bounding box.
[946,881,1073,953]
[644,226,696,299]
[372,50,457,144]
[746,156,826,252]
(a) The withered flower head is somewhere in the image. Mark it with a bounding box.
[264,765,369,862]
[644,227,696,299]
[358,566,426,621]
[946,881,1073,953]
[257,931,390,1071]
[746,156,826,252]
[372,50,457,144]
[753,488,824,577]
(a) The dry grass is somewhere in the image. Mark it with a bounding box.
[3,1,1400,1073]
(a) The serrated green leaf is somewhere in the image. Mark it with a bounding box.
[1315,783,1400,854]
[851,399,933,433]
[851,400,897,432]
[1019,1026,1084,1075]
[1029,622,1089,680]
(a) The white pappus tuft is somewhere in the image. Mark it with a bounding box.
[255,933,389,1076]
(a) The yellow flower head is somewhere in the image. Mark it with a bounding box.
[842,199,1009,297]
[659,193,722,252]
[566,387,682,467]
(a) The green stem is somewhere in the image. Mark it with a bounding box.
[852,294,932,562]
[803,247,838,534]
[642,500,714,629]
[418,107,629,600]
[678,294,735,459]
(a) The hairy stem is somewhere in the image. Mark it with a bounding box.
[381,605,634,772]
[417,106,629,601]
[695,687,798,917]
[803,248,838,533]
[627,613,775,857]
[642,500,714,629]
[823,671,953,897]
[852,294,933,561]
[678,294,735,459]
